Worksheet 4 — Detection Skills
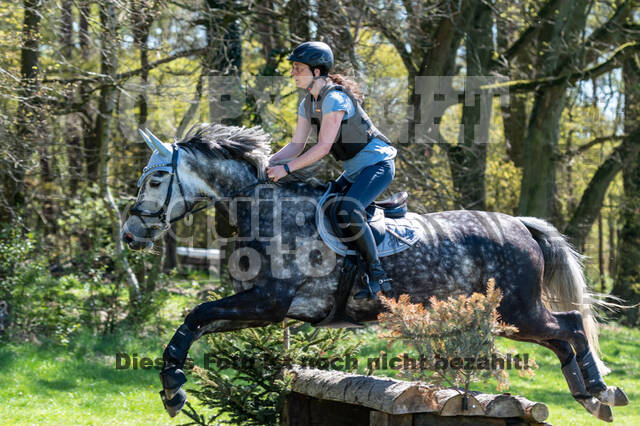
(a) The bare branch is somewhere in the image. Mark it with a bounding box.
[483,41,640,94]
[364,6,416,75]
[501,0,562,62]
[43,47,207,84]
[560,134,627,159]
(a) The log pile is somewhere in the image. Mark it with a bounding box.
[281,367,550,426]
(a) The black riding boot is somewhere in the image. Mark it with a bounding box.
[339,208,392,300]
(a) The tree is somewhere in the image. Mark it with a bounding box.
[611,50,640,325]
[7,0,43,218]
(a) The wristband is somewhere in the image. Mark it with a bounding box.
[283,163,291,175]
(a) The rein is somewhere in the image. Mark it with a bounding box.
[129,144,270,228]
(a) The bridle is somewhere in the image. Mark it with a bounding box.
[129,144,269,231]
[129,144,187,230]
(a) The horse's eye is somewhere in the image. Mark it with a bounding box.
[149,180,162,188]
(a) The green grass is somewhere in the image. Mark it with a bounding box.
[0,310,637,425]
[0,273,219,426]
[0,328,218,425]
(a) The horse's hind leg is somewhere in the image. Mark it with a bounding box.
[552,311,628,407]
[508,308,626,421]
[537,338,614,422]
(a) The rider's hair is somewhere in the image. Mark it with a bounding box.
[327,73,364,104]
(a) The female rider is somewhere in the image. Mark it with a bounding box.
[266,41,397,300]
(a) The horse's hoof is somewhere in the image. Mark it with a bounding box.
[160,368,187,399]
[160,388,187,417]
[596,386,629,406]
[577,396,613,422]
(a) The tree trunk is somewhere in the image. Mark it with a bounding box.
[205,0,243,126]
[563,140,636,248]
[78,0,94,191]
[97,0,141,304]
[59,0,83,197]
[317,0,361,72]
[131,0,154,190]
[7,0,42,217]
[286,0,310,42]
[162,223,179,273]
[445,1,492,210]
[608,211,616,279]
[612,53,640,325]
[517,0,590,221]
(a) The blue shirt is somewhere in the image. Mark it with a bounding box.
[298,90,396,182]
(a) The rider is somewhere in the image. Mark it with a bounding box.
[266,41,397,299]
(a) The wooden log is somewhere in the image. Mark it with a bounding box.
[288,366,434,414]
[285,367,550,423]
[514,395,549,423]
[473,393,525,418]
[433,389,484,416]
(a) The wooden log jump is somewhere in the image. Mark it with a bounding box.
[280,367,550,426]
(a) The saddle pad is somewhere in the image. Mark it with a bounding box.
[315,186,423,257]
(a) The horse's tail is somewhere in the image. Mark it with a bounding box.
[517,216,611,376]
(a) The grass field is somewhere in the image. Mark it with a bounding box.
[0,314,637,425]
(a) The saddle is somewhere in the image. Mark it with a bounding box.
[312,186,422,328]
[316,186,420,258]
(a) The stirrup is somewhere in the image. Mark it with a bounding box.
[354,274,392,300]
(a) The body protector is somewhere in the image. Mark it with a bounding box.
[305,84,391,161]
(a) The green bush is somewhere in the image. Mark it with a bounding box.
[0,220,81,342]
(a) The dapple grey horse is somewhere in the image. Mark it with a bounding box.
[122,123,628,421]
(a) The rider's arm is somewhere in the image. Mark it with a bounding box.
[287,110,343,172]
[268,115,311,165]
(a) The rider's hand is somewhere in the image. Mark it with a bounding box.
[266,165,287,182]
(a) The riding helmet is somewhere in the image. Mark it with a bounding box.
[288,41,334,75]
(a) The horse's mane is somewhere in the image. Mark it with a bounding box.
[177,123,322,185]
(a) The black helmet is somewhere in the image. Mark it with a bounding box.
[288,41,334,75]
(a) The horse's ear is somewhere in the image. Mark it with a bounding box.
[144,128,172,157]
[138,128,156,152]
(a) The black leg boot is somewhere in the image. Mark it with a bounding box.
[159,323,196,417]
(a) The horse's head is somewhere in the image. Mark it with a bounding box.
[122,128,196,250]
[122,123,307,250]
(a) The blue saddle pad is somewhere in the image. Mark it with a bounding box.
[315,186,423,257]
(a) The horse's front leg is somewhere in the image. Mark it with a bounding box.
[160,284,293,417]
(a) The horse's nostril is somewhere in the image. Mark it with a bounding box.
[123,232,134,244]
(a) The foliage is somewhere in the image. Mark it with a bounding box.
[377,279,530,394]
[0,188,169,340]
[0,220,80,343]
[182,310,361,426]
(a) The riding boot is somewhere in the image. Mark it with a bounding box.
[343,211,392,300]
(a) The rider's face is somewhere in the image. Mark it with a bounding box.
[291,61,314,88]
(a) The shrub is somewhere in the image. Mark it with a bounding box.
[377,279,529,394]
[0,220,81,342]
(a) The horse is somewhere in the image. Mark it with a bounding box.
[122,123,628,421]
